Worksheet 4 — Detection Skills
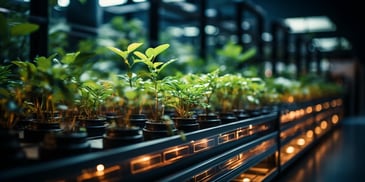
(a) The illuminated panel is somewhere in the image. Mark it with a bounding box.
[218,131,237,144]
[130,154,162,174]
[237,128,248,139]
[220,155,241,170]
[191,139,276,181]
[77,164,121,181]
[163,145,190,162]
[256,123,270,133]
[194,168,217,182]
[193,138,215,152]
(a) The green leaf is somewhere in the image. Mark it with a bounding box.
[10,23,39,36]
[36,56,52,72]
[159,59,176,72]
[145,48,154,58]
[127,42,143,53]
[154,44,170,56]
[61,52,80,64]
[133,51,148,61]
[107,46,128,59]
[153,62,164,68]
[74,52,96,65]
[239,47,256,62]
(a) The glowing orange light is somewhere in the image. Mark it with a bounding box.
[300,109,305,116]
[96,164,104,171]
[320,120,328,129]
[243,177,251,182]
[297,138,306,146]
[288,96,294,103]
[306,106,313,114]
[315,104,322,112]
[286,146,295,154]
[306,130,314,138]
[96,164,105,176]
[332,114,339,124]
[315,126,321,134]
[289,111,296,119]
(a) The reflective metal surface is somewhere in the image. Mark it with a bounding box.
[275,116,365,182]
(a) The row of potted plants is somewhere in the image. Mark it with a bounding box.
[0,42,344,166]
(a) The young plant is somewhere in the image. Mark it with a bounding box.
[198,69,220,115]
[215,41,256,74]
[12,54,76,123]
[76,80,114,119]
[107,42,150,126]
[214,74,243,113]
[163,75,205,119]
[107,42,143,88]
[244,77,266,110]
[133,44,176,122]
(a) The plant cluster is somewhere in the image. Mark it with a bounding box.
[0,41,345,131]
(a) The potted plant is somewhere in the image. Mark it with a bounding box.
[75,79,112,138]
[133,43,178,140]
[102,43,148,148]
[107,43,149,129]
[12,55,69,143]
[214,74,240,123]
[243,77,266,117]
[37,52,96,160]
[163,74,205,132]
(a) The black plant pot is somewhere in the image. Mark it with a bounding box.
[14,117,34,131]
[23,121,62,143]
[103,126,143,149]
[246,108,262,117]
[233,109,250,120]
[173,117,199,133]
[39,132,91,160]
[261,106,273,114]
[219,112,238,124]
[198,113,221,129]
[129,114,148,129]
[105,113,123,125]
[79,118,107,138]
[143,121,178,141]
[0,128,27,169]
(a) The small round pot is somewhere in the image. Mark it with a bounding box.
[129,114,148,129]
[143,121,178,141]
[173,117,199,133]
[79,117,107,138]
[23,121,62,143]
[103,126,143,149]
[198,113,221,129]
[219,112,238,124]
[39,131,91,160]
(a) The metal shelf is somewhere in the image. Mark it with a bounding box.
[0,113,278,181]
